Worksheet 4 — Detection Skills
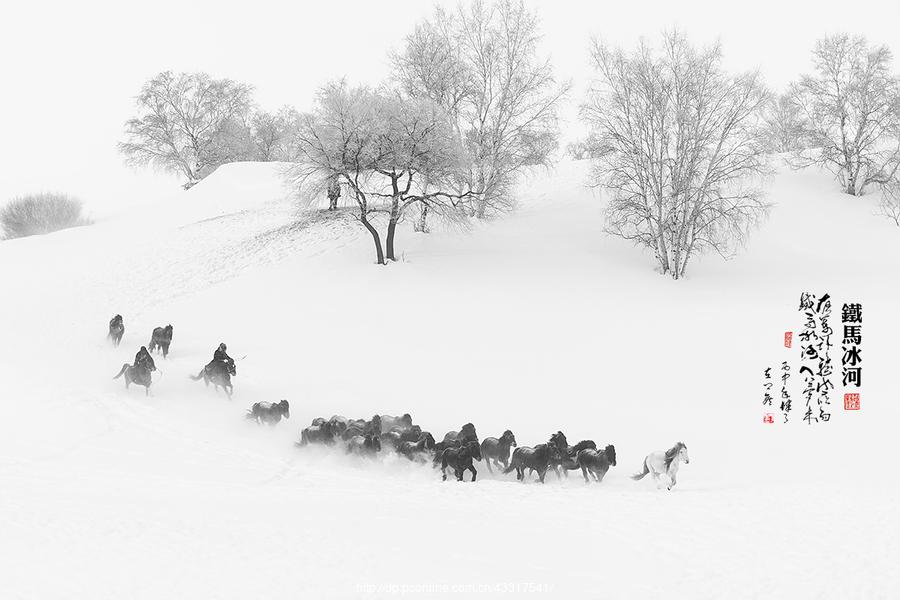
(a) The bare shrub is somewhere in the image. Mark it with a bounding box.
[1,193,91,239]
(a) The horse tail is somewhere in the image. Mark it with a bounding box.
[113,364,129,379]
[502,456,517,475]
[631,457,650,480]
[189,368,205,381]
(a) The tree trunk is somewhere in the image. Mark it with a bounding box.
[386,177,401,262]
[413,204,429,233]
[360,215,384,265]
[386,219,398,261]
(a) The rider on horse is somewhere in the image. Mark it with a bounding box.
[206,343,234,374]
[134,346,156,372]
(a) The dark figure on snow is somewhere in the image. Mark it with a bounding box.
[327,175,341,211]
[113,345,156,395]
[209,343,233,369]
[134,346,155,371]
[247,400,290,426]
[148,324,173,358]
[108,314,124,346]
[191,343,236,398]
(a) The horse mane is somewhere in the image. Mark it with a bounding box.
[664,442,684,469]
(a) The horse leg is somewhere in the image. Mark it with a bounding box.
[581,465,590,483]
[469,464,477,482]
[538,467,547,484]
[484,457,494,475]
[591,468,600,482]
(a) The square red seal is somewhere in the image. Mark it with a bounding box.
[844,393,860,410]
[763,413,774,424]
[784,331,793,348]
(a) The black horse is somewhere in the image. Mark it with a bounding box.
[108,315,124,347]
[398,432,436,462]
[190,359,236,398]
[342,415,382,440]
[440,440,482,482]
[346,433,382,457]
[480,430,517,474]
[246,400,290,425]
[504,444,555,483]
[148,325,173,358]
[442,422,479,445]
[576,445,617,483]
[298,420,337,446]
[548,432,597,478]
[113,362,154,395]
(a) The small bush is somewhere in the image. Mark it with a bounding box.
[0,193,91,239]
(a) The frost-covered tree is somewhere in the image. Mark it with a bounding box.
[582,32,771,280]
[119,71,255,189]
[878,179,900,225]
[249,107,300,161]
[790,35,900,196]
[290,82,471,264]
[393,0,568,220]
[763,93,809,153]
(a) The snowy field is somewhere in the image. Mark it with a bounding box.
[1,159,899,599]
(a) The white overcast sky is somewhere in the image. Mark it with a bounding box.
[1,0,898,214]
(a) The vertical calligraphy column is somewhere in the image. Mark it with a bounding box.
[798,293,833,424]
[842,303,862,410]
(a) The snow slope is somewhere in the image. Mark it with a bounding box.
[1,159,898,599]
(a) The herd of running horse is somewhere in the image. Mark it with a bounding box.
[106,314,690,489]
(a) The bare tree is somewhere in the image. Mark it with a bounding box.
[877,180,900,225]
[393,0,569,220]
[249,106,300,161]
[119,71,255,189]
[763,93,809,153]
[790,35,900,196]
[290,82,472,264]
[582,32,771,280]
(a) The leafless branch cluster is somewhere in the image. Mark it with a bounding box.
[582,31,771,279]
[789,34,900,196]
[392,0,569,220]
[119,72,300,189]
[288,82,471,264]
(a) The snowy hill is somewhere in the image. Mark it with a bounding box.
[1,159,898,599]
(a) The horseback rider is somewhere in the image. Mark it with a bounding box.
[134,346,156,372]
[206,342,234,373]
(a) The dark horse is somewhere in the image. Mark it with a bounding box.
[246,400,290,425]
[397,432,436,462]
[440,440,482,482]
[548,431,597,478]
[575,445,617,483]
[443,422,478,445]
[504,444,555,483]
[346,433,382,457]
[298,420,337,446]
[480,430,517,474]
[148,325,173,358]
[108,314,124,347]
[190,359,236,398]
[113,362,154,395]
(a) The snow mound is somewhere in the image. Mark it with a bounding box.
[1,159,898,599]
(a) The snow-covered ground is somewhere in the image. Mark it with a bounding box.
[1,159,898,599]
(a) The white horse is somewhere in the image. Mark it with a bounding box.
[631,442,689,490]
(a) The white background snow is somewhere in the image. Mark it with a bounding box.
[1,158,898,599]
